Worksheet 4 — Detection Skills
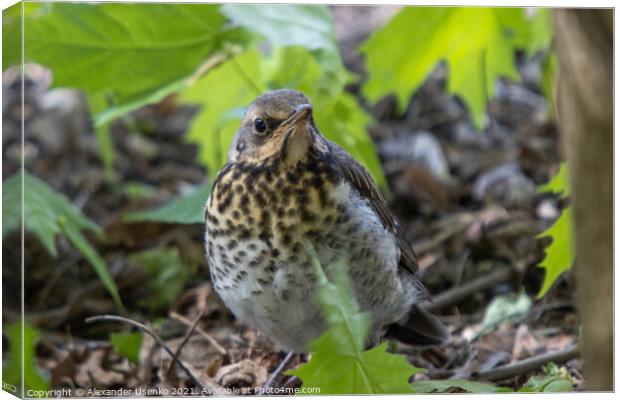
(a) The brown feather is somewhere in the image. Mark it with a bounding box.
[328,143,422,279]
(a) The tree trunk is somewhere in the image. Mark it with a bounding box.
[553,9,613,391]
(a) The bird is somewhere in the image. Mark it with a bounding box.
[204,89,450,353]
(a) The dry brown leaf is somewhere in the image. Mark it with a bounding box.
[74,348,127,388]
[394,165,453,211]
[544,334,575,352]
[511,324,540,362]
[215,359,267,389]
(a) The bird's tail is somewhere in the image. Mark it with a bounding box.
[387,305,451,346]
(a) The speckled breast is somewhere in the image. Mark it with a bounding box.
[204,156,408,351]
[205,155,342,285]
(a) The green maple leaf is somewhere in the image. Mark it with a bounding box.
[293,341,422,394]
[537,163,574,298]
[538,163,570,196]
[360,7,535,129]
[288,249,422,394]
[537,206,575,298]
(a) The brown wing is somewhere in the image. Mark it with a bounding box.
[329,143,419,276]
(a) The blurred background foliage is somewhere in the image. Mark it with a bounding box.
[2,3,575,394]
[3,4,553,186]
[361,8,553,128]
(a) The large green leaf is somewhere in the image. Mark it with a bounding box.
[181,49,262,176]
[537,163,574,297]
[222,4,336,52]
[293,340,422,394]
[360,7,533,129]
[3,3,49,68]
[3,3,22,67]
[124,183,211,225]
[4,3,245,123]
[221,4,349,89]
[3,323,50,396]
[182,47,386,188]
[2,171,123,310]
[289,248,421,394]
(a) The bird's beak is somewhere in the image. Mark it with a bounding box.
[282,103,313,130]
[278,103,313,162]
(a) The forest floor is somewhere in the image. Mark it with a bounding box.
[2,7,581,395]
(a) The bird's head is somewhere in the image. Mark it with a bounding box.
[228,89,325,165]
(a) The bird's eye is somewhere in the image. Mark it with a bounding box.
[254,118,267,135]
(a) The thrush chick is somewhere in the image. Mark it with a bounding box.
[204,89,449,352]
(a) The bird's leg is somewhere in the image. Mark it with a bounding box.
[261,351,296,390]
[281,375,302,389]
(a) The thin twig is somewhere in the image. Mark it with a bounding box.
[523,302,575,323]
[422,266,514,312]
[169,311,227,355]
[476,344,580,382]
[165,310,205,379]
[452,249,471,288]
[262,352,296,391]
[85,315,206,391]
